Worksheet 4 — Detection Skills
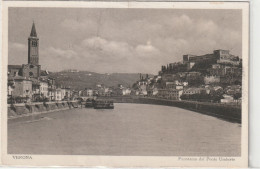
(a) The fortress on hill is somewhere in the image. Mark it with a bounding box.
[161,49,242,74]
[183,49,241,70]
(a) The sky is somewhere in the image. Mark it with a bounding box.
[8,8,242,74]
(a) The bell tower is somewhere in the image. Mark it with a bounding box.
[28,22,39,65]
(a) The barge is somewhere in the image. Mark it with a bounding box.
[85,99,94,108]
[93,99,114,109]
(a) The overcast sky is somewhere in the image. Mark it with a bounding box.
[8,8,242,74]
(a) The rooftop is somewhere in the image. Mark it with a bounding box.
[8,65,22,69]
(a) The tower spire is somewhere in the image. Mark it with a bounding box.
[30,22,37,37]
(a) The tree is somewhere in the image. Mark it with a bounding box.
[190,59,217,74]
[132,82,138,90]
[234,80,241,85]
[211,94,224,103]
[233,93,242,100]
[180,94,189,100]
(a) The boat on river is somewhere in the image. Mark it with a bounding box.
[85,99,94,108]
[93,99,114,109]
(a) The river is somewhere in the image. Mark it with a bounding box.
[8,103,241,156]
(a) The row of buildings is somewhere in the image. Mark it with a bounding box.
[132,75,241,103]
[80,84,132,98]
[131,50,242,103]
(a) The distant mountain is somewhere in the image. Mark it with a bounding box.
[48,71,154,90]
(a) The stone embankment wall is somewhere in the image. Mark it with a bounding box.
[8,96,241,123]
[8,101,79,118]
[99,96,242,123]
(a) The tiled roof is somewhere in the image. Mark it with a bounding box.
[8,65,22,69]
[13,76,26,80]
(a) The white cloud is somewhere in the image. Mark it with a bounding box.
[8,42,27,65]
[9,42,26,51]
[167,14,193,30]
[180,14,193,25]
[8,8,242,74]
[80,37,133,61]
[41,36,162,73]
[81,36,160,59]
[43,15,242,73]
[82,36,132,54]
[197,20,217,33]
[37,12,242,73]
[82,36,107,48]
[60,13,241,58]
[136,41,160,57]
[44,47,78,59]
[81,37,162,73]
[61,19,97,31]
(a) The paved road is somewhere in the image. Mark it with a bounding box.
[8,103,241,156]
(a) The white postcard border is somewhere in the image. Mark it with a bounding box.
[1,1,249,167]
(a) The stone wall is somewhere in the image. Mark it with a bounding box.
[8,101,78,119]
[136,97,241,123]
[98,96,241,123]
[8,97,242,123]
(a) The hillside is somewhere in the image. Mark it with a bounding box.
[48,71,153,90]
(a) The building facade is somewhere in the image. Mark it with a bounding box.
[8,65,22,77]
[157,89,183,100]
[48,78,56,101]
[40,81,49,98]
[10,76,32,98]
[183,88,206,95]
[55,88,62,101]
[204,75,221,85]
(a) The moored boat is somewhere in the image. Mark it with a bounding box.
[85,99,94,108]
[93,99,114,109]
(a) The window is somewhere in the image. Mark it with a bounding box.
[32,41,38,47]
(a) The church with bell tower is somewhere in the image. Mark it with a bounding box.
[21,22,41,79]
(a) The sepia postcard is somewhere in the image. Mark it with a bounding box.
[1,1,249,167]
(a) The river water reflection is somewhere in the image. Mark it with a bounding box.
[8,103,241,156]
